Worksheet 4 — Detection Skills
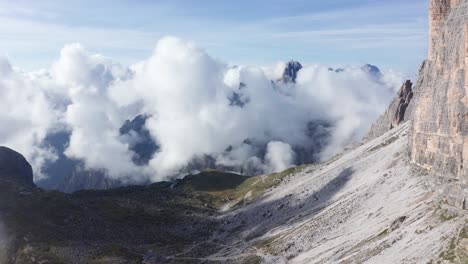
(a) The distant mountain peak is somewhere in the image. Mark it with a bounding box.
[280,60,303,83]
[119,114,147,135]
[119,114,159,166]
[361,64,383,79]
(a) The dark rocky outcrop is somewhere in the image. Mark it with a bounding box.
[394,80,414,126]
[280,60,303,83]
[0,146,34,189]
[365,80,415,141]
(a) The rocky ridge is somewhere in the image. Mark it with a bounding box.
[365,80,415,141]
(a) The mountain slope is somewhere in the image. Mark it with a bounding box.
[1,123,466,263]
[203,123,467,263]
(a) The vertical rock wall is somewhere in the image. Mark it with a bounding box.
[409,0,468,209]
[429,0,460,60]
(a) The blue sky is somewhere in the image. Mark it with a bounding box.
[0,0,428,74]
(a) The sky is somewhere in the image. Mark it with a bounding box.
[0,0,428,74]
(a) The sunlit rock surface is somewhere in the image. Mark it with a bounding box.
[410,0,468,209]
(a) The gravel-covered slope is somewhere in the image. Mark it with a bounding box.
[209,123,467,263]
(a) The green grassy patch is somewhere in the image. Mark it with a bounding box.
[176,166,306,209]
[436,207,458,222]
[435,221,468,263]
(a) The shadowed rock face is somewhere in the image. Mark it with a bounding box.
[281,61,303,83]
[37,131,124,192]
[120,114,159,165]
[37,115,158,192]
[0,146,34,189]
[410,0,467,209]
[364,80,414,141]
[393,80,414,127]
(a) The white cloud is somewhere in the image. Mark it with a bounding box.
[265,141,295,173]
[0,37,403,183]
[51,43,144,179]
[0,56,61,179]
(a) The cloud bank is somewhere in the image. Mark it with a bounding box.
[0,36,404,184]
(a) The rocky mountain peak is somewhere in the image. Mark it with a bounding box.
[120,114,159,166]
[119,114,147,134]
[281,60,303,83]
[364,80,415,141]
[361,64,383,79]
[393,80,414,127]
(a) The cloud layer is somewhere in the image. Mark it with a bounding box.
[0,37,404,183]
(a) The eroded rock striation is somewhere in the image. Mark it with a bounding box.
[409,0,468,209]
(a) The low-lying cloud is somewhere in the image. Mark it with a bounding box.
[0,36,404,184]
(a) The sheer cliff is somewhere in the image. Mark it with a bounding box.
[409,0,468,209]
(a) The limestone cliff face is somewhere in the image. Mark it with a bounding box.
[409,0,468,209]
[429,0,461,61]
